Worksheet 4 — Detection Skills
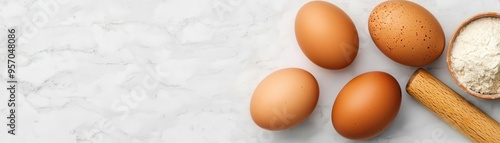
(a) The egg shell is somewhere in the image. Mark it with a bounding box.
[251,68,319,131]
[295,1,359,70]
[368,0,445,67]
[331,71,401,140]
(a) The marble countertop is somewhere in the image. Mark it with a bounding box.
[0,0,499,142]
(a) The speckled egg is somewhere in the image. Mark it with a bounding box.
[368,0,445,67]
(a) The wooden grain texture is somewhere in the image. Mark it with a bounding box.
[406,68,500,143]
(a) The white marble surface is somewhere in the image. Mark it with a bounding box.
[0,0,500,142]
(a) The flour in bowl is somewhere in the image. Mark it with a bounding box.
[450,17,500,94]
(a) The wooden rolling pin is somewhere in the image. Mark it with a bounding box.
[406,68,500,143]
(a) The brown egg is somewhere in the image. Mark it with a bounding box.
[251,68,319,131]
[295,1,359,70]
[368,0,445,67]
[331,71,401,140]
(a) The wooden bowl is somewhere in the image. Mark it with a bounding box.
[446,12,500,100]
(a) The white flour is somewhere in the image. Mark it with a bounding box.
[450,17,500,95]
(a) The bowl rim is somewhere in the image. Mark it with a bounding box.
[446,12,500,100]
